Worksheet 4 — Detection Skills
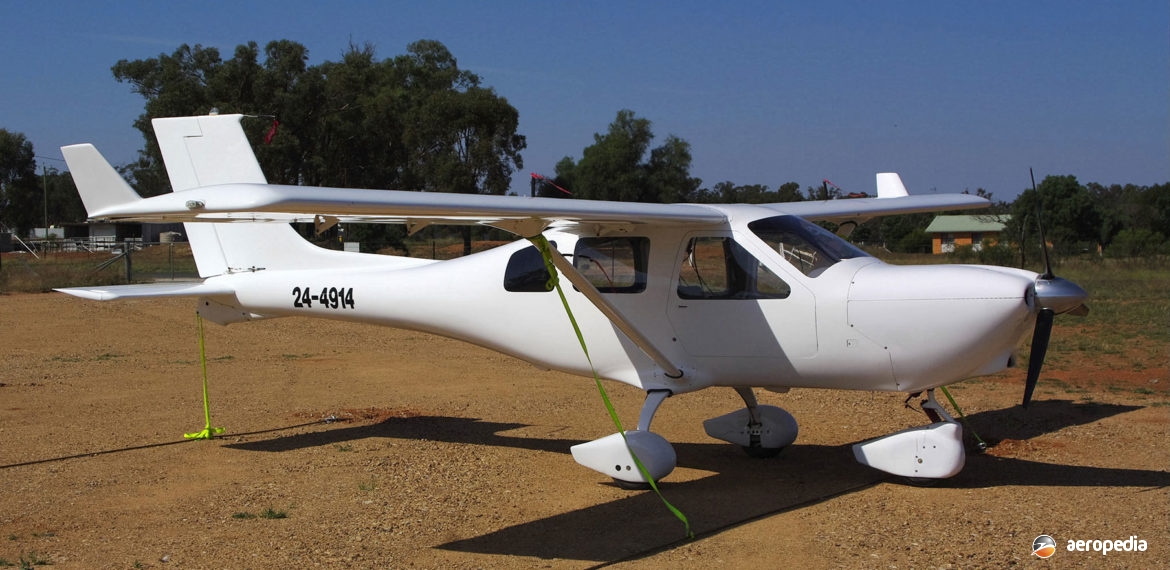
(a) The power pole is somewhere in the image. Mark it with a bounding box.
[43,166,49,245]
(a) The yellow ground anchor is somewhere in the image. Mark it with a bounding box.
[529,235,692,539]
[184,314,225,440]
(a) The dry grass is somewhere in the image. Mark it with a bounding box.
[0,244,198,293]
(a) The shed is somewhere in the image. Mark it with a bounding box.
[924,215,1010,254]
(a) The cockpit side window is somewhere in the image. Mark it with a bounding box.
[748,215,870,277]
[677,237,791,300]
[573,237,649,293]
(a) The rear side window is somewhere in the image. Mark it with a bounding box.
[573,237,649,293]
[504,242,556,292]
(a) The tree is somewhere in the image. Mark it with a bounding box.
[395,41,524,254]
[1089,182,1170,252]
[555,110,698,203]
[559,110,652,202]
[112,43,226,196]
[879,213,935,253]
[776,182,804,203]
[1107,228,1167,257]
[112,39,526,255]
[646,135,701,203]
[691,181,803,204]
[1007,174,1101,257]
[0,130,42,235]
[805,182,841,201]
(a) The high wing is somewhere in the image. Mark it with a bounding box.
[74,180,987,232]
[73,179,730,234]
[63,113,986,233]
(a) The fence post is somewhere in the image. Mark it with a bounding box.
[124,238,133,282]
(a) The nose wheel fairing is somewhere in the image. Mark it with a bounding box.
[852,389,966,480]
[853,421,966,479]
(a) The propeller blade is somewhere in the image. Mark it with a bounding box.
[1023,308,1055,407]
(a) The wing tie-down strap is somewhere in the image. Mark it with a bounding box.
[529,235,692,538]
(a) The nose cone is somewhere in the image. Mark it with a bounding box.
[1034,276,1089,315]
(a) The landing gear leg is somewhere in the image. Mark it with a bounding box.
[703,387,799,458]
[570,390,678,487]
[919,389,955,424]
[637,389,671,432]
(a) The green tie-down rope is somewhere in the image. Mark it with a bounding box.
[184,314,225,440]
[529,235,692,539]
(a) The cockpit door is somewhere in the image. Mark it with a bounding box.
[666,232,817,359]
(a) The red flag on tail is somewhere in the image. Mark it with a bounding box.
[263,119,280,144]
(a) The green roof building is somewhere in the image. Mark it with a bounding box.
[924,215,1010,254]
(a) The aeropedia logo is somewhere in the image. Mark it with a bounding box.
[1032,535,1056,559]
[1032,533,1149,558]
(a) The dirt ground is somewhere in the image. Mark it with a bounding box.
[1,293,1167,569]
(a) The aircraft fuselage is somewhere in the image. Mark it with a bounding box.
[204,209,1038,396]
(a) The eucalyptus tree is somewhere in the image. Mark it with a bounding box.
[112,39,526,254]
[555,109,699,203]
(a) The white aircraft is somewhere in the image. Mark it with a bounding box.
[57,113,1087,485]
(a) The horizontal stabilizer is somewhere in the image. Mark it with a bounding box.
[60,144,142,217]
[55,281,234,301]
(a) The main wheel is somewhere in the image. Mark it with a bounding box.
[612,478,652,491]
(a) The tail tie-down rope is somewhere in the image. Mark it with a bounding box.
[184,314,225,440]
[529,235,693,539]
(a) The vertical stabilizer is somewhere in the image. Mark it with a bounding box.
[151,114,326,277]
[61,144,143,216]
[152,115,268,190]
[875,173,910,199]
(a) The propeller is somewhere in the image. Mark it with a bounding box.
[1022,169,1089,407]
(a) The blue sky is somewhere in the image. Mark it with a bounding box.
[2,1,1166,201]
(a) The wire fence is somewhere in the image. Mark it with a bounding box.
[0,240,198,293]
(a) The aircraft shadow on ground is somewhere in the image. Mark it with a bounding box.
[961,399,1143,442]
[945,399,1169,489]
[226,415,584,455]
[220,399,1168,563]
